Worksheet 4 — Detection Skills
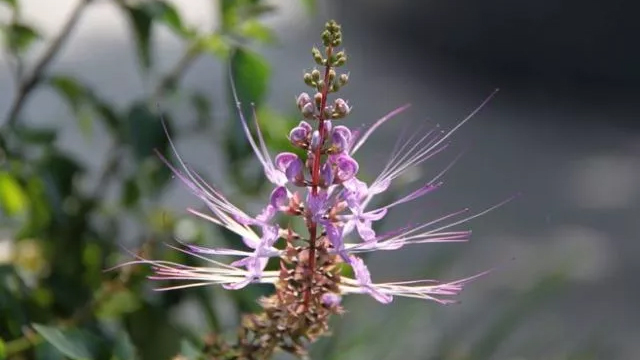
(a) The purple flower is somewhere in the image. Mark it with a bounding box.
[123,34,504,309]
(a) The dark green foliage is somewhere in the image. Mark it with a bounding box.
[0,1,309,359]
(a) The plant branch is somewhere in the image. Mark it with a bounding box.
[3,0,91,130]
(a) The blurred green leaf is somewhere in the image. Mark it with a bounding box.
[239,19,276,44]
[3,23,40,53]
[225,48,270,172]
[32,324,103,360]
[255,107,296,153]
[244,3,277,18]
[96,288,141,319]
[179,339,201,360]
[125,102,168,161]
[38,151,84,199]
[0,0,17,9]
[230,48,270,106]
[112,331,137,360]
[121,177,140,208]
[148,1,185,35]
[0,171,29,216]
[123,5,153,70]
[299,0,317,14]
[197,33,230,59]
[48,76,87,110]
[220,0,276,32]
[93,101,121,136]
[77,107,94,138]
[48,75,121,138]
[48,75,96,139]
[135,149,172,197]
[19,176,52,237]
[123,1,188,70]
[13,126,57,144]
[190,92,212,129]
[220,0,239,31]
[36,341,65,360]
[0,337,6,360]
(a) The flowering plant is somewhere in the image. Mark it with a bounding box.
[122,20,500,359]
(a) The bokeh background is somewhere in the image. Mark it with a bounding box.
[1,0,638,359]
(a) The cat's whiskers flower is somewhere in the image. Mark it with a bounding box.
[118,20,507,358]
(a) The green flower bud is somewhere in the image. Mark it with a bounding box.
[339,73,349,86]
[328,69,336,83]
[312,47,324,66]
[334,55,347,67]
[304,73,314,86]
[311,69,321,82]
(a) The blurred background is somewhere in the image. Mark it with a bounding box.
[1,0,638,359]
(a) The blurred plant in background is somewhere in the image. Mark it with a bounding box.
[0,0,604,359]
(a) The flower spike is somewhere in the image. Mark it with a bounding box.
[121,20,506,359]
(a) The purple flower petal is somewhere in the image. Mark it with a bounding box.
[275,152,299,173]
[269,186,289,209]
[326,223,350,263]
[320,162,334,186]
[331,129,349,153]
[285,158,304,184]
[334,155,359,182]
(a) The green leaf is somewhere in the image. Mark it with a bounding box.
[225,49,270,191]
[123,5,153,70]
[112,331,137,360]
[122,1,188,69]
[220,0,239,31]
[230,48,270,107]
[48,75,121,138]
[97,288,141,319]
[120,177,140,208]
[0,337,6,360]
[13,126,57,144]
[178,339,200,360]
[77,107,94,138]
[0,171,29,216]
[19,176,52,236]
[238,19,276,44]
[244,3,277,18]
[190,92,211,129]
[0,0,17,9]
[3,23,40,53]
[197,33,230,59]
[137,157,172,196]
[93,101,122,137]
[32,324,95,360]
[125,102,168,161]
[36,341,65,360]
[149,1,184,35]
[48,76,87,110]
[299,0,317,14]
[48,75,95,139]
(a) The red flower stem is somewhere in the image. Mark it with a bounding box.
[304,45,333,309]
